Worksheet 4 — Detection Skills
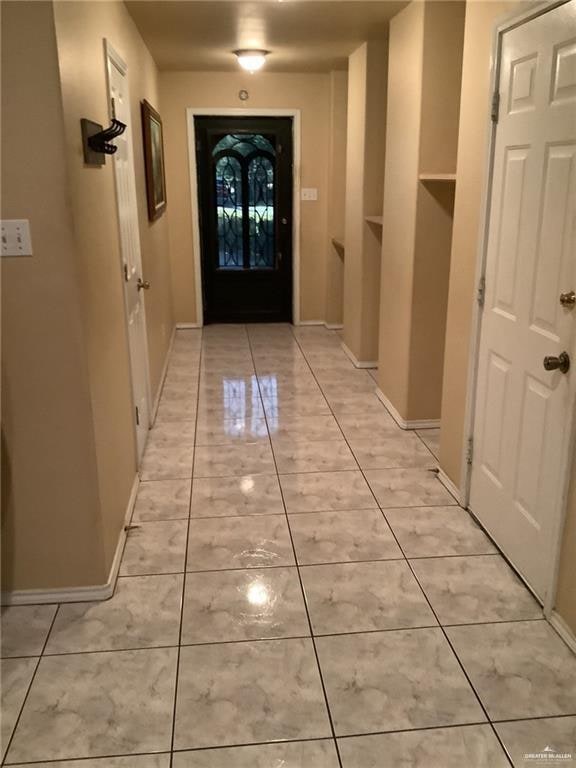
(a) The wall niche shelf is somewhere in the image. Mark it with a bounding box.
[365,215,383,226]
[418,173,456,182]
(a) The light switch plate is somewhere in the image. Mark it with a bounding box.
[301,188,318,201]
[1,220,33,257]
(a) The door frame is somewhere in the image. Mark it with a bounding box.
[104,39,153,449]
[186,107,301,326]
[461,0,576,614]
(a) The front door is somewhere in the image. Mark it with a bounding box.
[107,45,152,461]
[195,116,293,323]
[470,1,576,600]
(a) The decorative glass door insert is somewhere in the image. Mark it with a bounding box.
[213,133,276,270]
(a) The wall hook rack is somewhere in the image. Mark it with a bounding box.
[81,118,126,166]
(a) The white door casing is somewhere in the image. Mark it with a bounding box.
[470,1,576,601]
[105,42,151,462]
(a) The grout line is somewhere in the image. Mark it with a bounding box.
[3,617,550,661]
[168,327,203,768]
[246,324,345,768]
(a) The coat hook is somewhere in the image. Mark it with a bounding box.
[80,117,127,166]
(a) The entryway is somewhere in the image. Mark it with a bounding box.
[195,116,294,324]
[106,41,152,462]
[468,0,576,603]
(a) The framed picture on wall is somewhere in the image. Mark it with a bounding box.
[141,99,167,221]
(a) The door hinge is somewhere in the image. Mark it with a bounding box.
[123,263,129,282]
[466,436,474,466]
[135,405,140,426]
[477,275,486,308]
[491,90,500,124]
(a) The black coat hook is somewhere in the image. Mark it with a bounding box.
[81,118,127,166]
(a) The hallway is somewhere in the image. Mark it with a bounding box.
[2,325,576,765]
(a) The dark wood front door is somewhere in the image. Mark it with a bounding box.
[195,116,293,323]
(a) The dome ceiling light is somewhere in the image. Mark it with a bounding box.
[234,49,269,73]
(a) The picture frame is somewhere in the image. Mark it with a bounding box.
[141,99,167,221]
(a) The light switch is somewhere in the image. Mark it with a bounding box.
[1,220,33,257]
[301,188,318,201]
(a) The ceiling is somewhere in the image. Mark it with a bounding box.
[125,1,409,73]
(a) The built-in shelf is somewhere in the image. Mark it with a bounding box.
[418,173,456,182]
[365,215,383,226]
[331,236,345,252]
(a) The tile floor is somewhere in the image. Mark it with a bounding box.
[2,324,576,767]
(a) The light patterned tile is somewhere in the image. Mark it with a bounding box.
[289,508,402,564]
[187,515,294,570]
[174,639,331,749]
[365,469,456,508]
[119,520,187,576]
[411,555,542,625]
[280,471,377,513]
[6,649,177,763]
[181,568,309,643]
[190,474,284,518]
[132,479,191,522]
[384,506,497,557]
[317,628,484,736]
[338,725,509,767]
[446,621,576,721]
[302,560,435,634]
[274,440,357,473]
[1,606,57,658]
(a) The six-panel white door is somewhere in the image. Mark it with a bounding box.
[107,46,151,462]
[470,1,576,601]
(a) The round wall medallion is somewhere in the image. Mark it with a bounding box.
[238,89,249,101]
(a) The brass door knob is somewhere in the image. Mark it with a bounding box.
[543,351,570,374]
[137,278,151,291]
[560,291,576,308]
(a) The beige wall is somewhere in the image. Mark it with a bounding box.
[324,71,348,328]
[439,0,518,485]
[378,2,463,420]
[52,0,173,571]
[159,71,332,324]
[378,2,424,414]
[1,1,105,590]
[343,40,388,363]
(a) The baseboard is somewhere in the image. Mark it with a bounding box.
[341,342,378,369]
[1,475,140,606]
[325,323,343,331]
[375,387,441,430]
[151,326,175,424]
[176,322,202,329]
[549,611,576,654]
[437,468,462,505]
[295,320,324,326]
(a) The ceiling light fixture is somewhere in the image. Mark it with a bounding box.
[234,49,269,74]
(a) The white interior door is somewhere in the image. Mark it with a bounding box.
[106,44,151,462]
[470,0,576,601]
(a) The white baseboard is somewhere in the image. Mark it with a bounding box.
[151,326,175,424]
[176,322,202,329]
[1,475,140,606]
[295,320,324,326]
[325,323,343,331]
[341,342,378,369]
[549,611,576,654]
[437,468,462,505]
[375,387,441,430]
